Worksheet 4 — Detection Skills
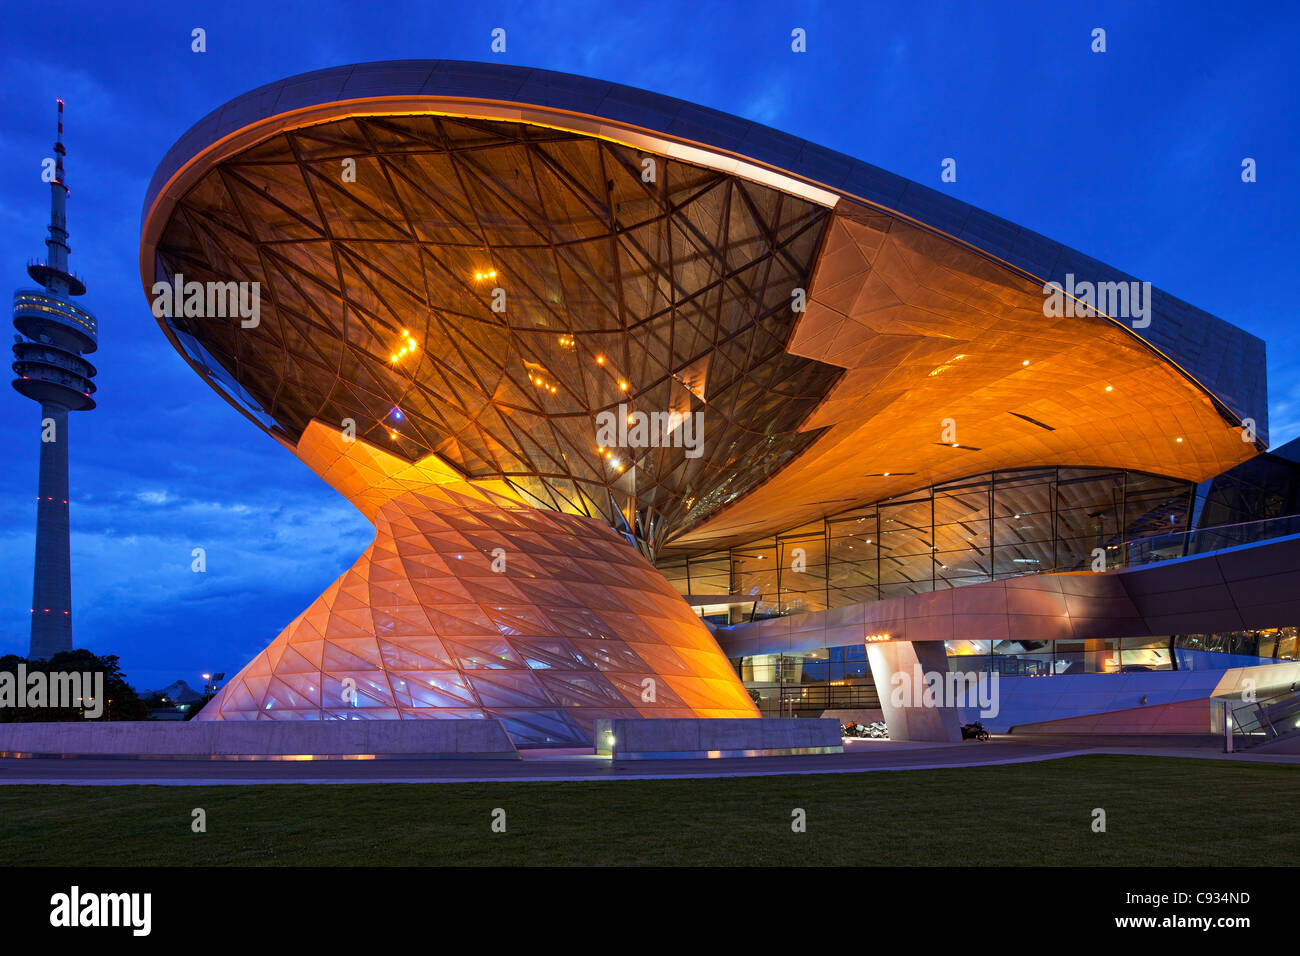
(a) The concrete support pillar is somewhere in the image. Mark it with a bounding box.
[29,403,72,659]
[867,640,963,742]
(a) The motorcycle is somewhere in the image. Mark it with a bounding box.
[841,720,889,739]
[960,721,990,741]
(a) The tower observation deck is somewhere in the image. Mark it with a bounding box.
[12,100,98,659]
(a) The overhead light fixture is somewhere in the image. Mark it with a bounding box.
[390,329,418,362]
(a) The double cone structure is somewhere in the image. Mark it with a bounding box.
[199,423,756,744]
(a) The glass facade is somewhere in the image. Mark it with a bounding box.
[945,628,1298,677]
[740,629,1300,718]
[730,629,1300,718]
[661,466,1195,621]
[1194,444,1300,527]
[741,646,877,718]
[702,451,1300,703]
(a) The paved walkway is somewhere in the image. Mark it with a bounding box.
[0,735,1296,785]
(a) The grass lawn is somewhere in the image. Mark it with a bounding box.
[1,755,1296,866]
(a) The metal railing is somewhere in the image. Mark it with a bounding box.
[1124,514,1300,567]
[1226,687,1300,749]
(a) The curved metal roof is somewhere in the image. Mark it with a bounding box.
[139,60,1266,553]
[140,59,1266,435]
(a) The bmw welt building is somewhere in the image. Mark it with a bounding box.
[139,61,1300,748]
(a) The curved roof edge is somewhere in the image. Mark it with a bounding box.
[141,59,1268,441]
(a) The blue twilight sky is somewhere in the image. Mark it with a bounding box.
[0,0,1296,689]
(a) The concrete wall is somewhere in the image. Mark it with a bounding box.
[0,718,520,758]
[594,717,842,759]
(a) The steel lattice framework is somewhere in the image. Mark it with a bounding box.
[196,421,758,745]
[154,114,841,557]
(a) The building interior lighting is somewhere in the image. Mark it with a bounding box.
[389,329,419,362]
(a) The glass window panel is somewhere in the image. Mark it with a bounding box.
[659,558,689,595]
[685,552,731,595]
[935,549,991,587]
[779,534,827,612]
[991,639,1054,676]
[992,471,1055,518]
[993,513,1052,546]
[732,543,777,601]
[993,537,1054,576]
[1119,636,1173,671]
[879,497,933,557]
[1053,639,1118,674]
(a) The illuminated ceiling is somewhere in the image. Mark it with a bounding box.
[149,113,840,555]
[141,64,1261,560]
[672,202,1256,552]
